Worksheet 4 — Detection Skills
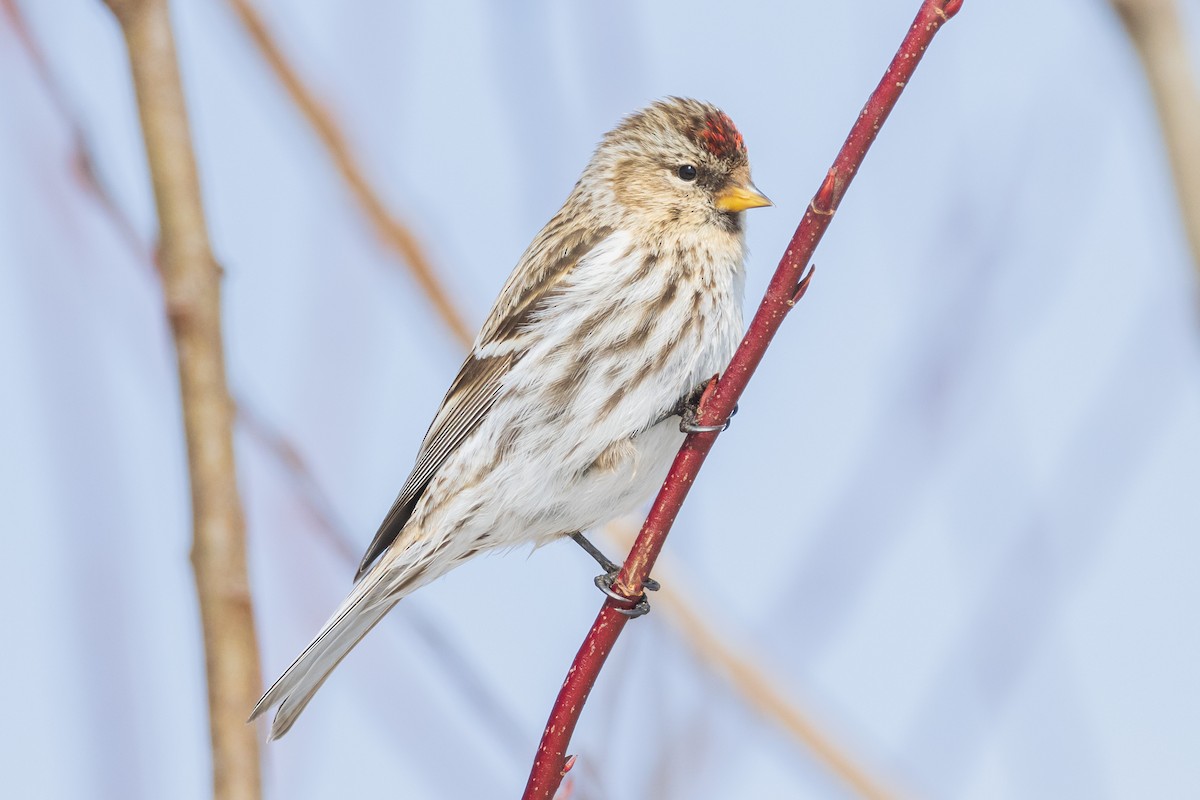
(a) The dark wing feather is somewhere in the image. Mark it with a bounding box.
[481,224,613,345]
[353,222,616,581]
[354,354,512,580]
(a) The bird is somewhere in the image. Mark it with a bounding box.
[250,97,771,739]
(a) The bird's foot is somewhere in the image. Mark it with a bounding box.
[569,532,659,615]
[594,571,659,618]
[676,382,738,434]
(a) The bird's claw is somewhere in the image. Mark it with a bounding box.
[678,399,738,434]
[594,572,657,618]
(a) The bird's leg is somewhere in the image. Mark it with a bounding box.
[674,381,738,434]
[569,531,619,573]
[569,532,660,591]
[569,532,660,617]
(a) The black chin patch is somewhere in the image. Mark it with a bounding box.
[716,209,743,234]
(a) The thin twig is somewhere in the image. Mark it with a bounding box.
[101,2,262,799]
[1111,0,1200,275]
[521,2,964,797]
[2,0,149,262]
[222,0,473,346]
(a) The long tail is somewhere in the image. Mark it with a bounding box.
[249,569,399,739]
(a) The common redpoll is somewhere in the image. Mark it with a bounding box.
[251,97,770,738]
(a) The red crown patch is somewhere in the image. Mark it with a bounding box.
[696,112,745,159]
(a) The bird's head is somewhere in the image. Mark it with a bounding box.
[580,97,771,236]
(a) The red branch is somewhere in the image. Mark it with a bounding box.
[522,2,963,797]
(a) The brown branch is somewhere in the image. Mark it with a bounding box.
[101,2,262,799]
[521,2,964,797]
[223,0,474,347]
[1111,0,1200,275]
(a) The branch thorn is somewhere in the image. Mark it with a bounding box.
[791,265,817,305]
[697,373,721,411]
[811,168,839,216]
[937,0,964,21]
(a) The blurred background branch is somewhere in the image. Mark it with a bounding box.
[101,1,262,799]
[606,524,902,800]
[223,0,474,346]
[1112,0,1200,274]
[10,0,525,762]
[0,0,146,260]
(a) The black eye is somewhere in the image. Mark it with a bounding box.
[677,164,698,182]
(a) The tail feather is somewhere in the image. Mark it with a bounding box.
[250,572,398,739]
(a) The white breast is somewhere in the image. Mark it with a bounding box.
[417,228,746,552]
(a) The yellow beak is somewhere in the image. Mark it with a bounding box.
[714,182,773,213]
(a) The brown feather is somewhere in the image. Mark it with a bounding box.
[479,223,614,348]
[354,223,616,580]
